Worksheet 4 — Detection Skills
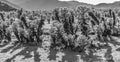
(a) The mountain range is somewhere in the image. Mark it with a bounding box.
[0,0,120,11]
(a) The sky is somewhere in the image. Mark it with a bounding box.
[59,0,120,5]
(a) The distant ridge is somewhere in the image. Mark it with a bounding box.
[1,0,120,11]
[4,0,93,11]
[95,1,120,9]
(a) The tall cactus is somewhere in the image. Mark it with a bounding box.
[109,9,112,17]
[20,16,29,29]
[112,11,116,26]
[0,13,5,21]
[17,8,23,19]
[36,16,44,43]
[53,8,60,22]
[88,12,99,25]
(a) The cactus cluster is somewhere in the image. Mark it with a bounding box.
[0,6,120,52]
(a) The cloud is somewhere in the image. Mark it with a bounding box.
[59,0,120,5]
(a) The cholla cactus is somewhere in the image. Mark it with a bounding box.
[1,5,120,53]
[52,8,60,22]
[17,8,23,19]
[0,13,5,21]
[88,12,99,25]
[112,11,116,26]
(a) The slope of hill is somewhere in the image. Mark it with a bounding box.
[0,0,21,9]
[0,0,17,11]
[5,0,93,11]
